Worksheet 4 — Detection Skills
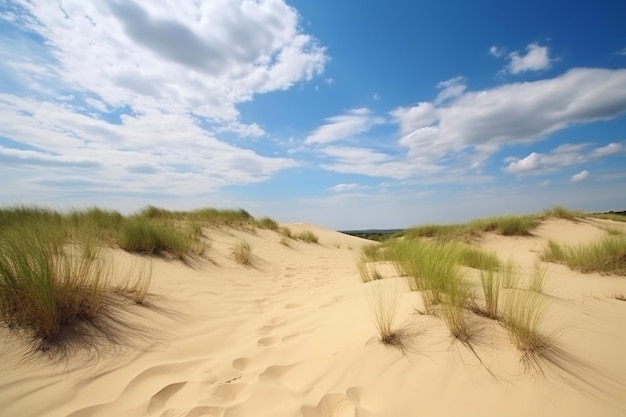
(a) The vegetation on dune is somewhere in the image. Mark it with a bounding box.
[502,289,552,372]
[367,281,407,351]
[297,230,319,244]
[541,235,626,275]
[232,240,252,265]
[256,216,279,231]
[0,222,151,347]
[588,212,626,223]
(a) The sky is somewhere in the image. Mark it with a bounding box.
[1,0,626,230]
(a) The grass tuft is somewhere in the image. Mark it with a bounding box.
[367,281,406,350]
[541,235,626,275]
[478,269,502,319]
[502,289,551,371]
[118,219,204,260]
[256,217,279,231]
[529,260,548,293]
[297,230,319,243]
[232,240,252,265]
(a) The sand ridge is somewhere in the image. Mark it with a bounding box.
[1,219,626,416]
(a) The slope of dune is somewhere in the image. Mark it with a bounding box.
[1,219,625,417]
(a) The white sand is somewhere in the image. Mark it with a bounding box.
[1,219,626,417]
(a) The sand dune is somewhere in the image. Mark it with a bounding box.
[2,219,626,417]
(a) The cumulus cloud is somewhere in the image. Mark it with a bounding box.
[434,76,466,105]
[3,0,327,122]
[507,43,552,74]
[304,108,384,144]
[393,68,626,170]
[571,170,589,182]
[489,46,504,57]
[0,1,324,198]
[503,142,623,174]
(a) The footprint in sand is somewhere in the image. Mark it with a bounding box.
[257,336,280,347]
[147,382,187,414]
[232,357,253,371]
[200,382,249,407]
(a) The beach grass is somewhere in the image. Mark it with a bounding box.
[118,218,205,260]
[502,289,551,371]
[529,261,548,293]
[588,212,626,222]
[256,217,279,231]
[458,245,501,270]
[541,235,626,275]
[478,269,502,319]
[0,223,151,345]
[541,205,584,220]
[233,240,252,265]
[297,230,319,244]
[367,281,405,350]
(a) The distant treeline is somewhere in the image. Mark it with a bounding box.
[339,229,404,242]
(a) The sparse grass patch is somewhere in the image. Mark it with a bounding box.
[279,226,293,239]
[529,261,548,293]
[232,240,252,265]
[541,235,626,275]
[477,269,502,319]
[500,261,520,289]
[502,289,551,371]
[297,230,319,243]
[367,281,405,350]
[361,244,382,262]
[357,260,383,283]
[470,215,539,236]
[542,205,584,220]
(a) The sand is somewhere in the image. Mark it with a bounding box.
[1,218,626,417]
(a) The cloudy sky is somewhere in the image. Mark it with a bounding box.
[1,0,626,229]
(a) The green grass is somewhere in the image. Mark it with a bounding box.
[500,261,520,289]
[367,281,405,350]
[541,205,584,220]
[502,289,551,371]
[118,219,205,260]
[0,223,151,346]
[529,261,548,293]
[541,235,626,275]
[458,245,501,270]
[279,226,293,238]
[297,230,319,243]
[477,269,502,319]
[232,240,252,265]
[361,244,382,262]
[256,217,279,231]
[357,260,383,283]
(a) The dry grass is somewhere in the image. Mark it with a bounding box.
[297,230,319,243]
[232,240,252,265]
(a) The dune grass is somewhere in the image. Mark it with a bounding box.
[502,289,551,371]
[297,230,319,243]
[256,216,279,231]
[477,269,502,319]
[367,281,405,350]
[357,260,383,283]
[279,226,293,238]
[118,218,205,260]
[232,240,252,265]
[541,235,626,275]
[0,223,151,345]
[500,261,520,289]
[458,245,501,270]
[541,205,584,220]
[529,261,548,293]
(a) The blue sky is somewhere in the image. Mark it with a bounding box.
[1,0,626,229]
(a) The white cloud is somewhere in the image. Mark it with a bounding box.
[3,0,327,123]
[435,76,466,105]
[304,108,384,144]
[329,183,360,192]
[617,47,626,56]
[489,46,504,57]
[507,43,551,74]
[503,141,623,174]
[393,68,626,170]
[571,170,589,182]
